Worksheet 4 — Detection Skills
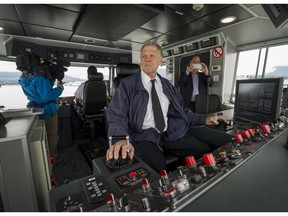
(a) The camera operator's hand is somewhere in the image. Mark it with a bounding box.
[57,81,64,90]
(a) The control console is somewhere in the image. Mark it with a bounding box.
[50,117,288,212]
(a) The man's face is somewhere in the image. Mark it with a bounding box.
[191,56,201,65]
[140,45,163,77]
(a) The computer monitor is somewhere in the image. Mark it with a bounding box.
[234,77,283,123]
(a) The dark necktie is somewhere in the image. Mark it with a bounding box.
[151,79,165,132]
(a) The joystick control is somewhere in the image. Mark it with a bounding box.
[106,136,134,170]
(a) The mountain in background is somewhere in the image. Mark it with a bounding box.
[0,72,84,85]
[265,66,288,77]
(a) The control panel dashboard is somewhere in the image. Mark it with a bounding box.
[49,116,288,212]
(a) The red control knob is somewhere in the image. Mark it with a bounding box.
[142,178,150,190]
[185,156,197,168]
[261,124,271,133]
[234,134,243,142]
[241,130,251,138]
[248,128,255,136]
[129,171,137,179]
[107,193,116,206]
[202,153,216,166]
[163,188,177,198]
[160,170,168,179]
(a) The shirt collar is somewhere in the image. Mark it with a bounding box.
[141,70,160,85]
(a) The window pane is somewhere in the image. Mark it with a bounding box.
[158,65,167,78]
[0,60,28,108]
[264,44,288,86]
[0,61,111,108]
[236,49,260,80]
[65,66,110,81]
[231,49,260,102]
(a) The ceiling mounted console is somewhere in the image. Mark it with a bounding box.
[5,39,132,65]
[162,34,223,58]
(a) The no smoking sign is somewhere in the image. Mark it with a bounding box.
[212,46,224,58]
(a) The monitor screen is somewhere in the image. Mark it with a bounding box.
[234,77,283,123]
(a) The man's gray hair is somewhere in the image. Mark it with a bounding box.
[140,41,163,58]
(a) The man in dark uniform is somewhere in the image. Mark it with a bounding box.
[178,55,213,112]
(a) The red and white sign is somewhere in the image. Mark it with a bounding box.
[212,46,224,58]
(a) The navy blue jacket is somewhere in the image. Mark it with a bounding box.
[107,72,206,143]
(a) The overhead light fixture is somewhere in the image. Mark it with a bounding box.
[193,4,204,11]
[85,39,95,43]
[220,16,236,24]
[175,10,184,16]
[0,27,4,31]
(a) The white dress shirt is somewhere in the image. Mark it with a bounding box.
[141,70,170,132]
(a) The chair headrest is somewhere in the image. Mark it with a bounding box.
[116,63,140,76]
[88,73,103,81]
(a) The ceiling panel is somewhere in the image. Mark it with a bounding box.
[0,20,24,36]
[248,4,269,17]
[201,4,255,28]
[15,4,80,30]
[0,4,19,21]
[216,17,288,46]
[48,4,87,13]
[166,4,232,18]
[0,3,286,55]
[141,5,197,34]
[167,19,217,40]
[122,27,162,43]
[74,4,162,41]
[23,23,73,41]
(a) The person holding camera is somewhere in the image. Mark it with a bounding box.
[17,52,66,166]
[178,55,213,112]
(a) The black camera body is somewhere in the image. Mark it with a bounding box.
[16,52,71,82]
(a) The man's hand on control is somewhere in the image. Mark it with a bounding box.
[106,140,135,161]
[205,115,228,126]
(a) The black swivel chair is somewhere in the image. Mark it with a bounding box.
[195,94,222,114]
[111,63,141,96]
[80,72,107,143]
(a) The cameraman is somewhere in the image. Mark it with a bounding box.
[178,55,213,112]
[18,72,64,165]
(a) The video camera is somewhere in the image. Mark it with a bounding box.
[16,52,71,82]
